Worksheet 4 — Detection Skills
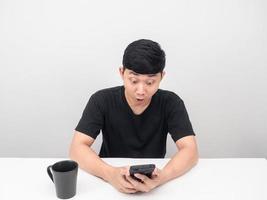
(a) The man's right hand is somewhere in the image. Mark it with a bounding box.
[106,166,138,194]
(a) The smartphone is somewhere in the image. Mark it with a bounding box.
[129,164,156,182]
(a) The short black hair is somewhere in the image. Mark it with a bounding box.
[122,39,166,74]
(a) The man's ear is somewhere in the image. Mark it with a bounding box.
[161,71,166,80]
[119,67,125,78]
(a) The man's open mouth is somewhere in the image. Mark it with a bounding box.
[136,98,144,101]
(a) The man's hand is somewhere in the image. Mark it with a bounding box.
[106,167,138,194]
[125,168,162,193]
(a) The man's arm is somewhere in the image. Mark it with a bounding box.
[69,131,137,193]
[160,135,199,184]
[69,131,112,181]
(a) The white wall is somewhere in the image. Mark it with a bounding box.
[0,0,266,158]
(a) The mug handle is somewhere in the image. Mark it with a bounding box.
[47,165,54,182]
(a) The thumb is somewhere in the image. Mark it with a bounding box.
[119,167,128,176]
[152,168,160,176]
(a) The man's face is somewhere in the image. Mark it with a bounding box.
[119,68,165,106]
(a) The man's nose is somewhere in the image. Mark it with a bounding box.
[136,83,145,95]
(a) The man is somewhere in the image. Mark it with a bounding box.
[69,39,198,194]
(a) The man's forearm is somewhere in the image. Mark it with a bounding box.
[69,143,113,182]
[160,147,198,184]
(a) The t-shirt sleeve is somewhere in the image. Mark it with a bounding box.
[75,93,104,139]
[166,93,195,142]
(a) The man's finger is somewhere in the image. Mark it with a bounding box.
[125,166,131,176]
[126,175,140,187]
[122,179,136,189]
[122,187,138,194]
[152,168,160,176]
[126,175,150,192]
[134,173,148,182]
[120,167,128,175]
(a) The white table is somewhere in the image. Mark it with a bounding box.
[1,158,267,200]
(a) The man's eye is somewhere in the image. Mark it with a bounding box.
[146,81,154,85]
[131,80,137,84]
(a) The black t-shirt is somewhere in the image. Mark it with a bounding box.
[75,86,195,158]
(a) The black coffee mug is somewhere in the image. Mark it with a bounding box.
[47,160,78,199]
